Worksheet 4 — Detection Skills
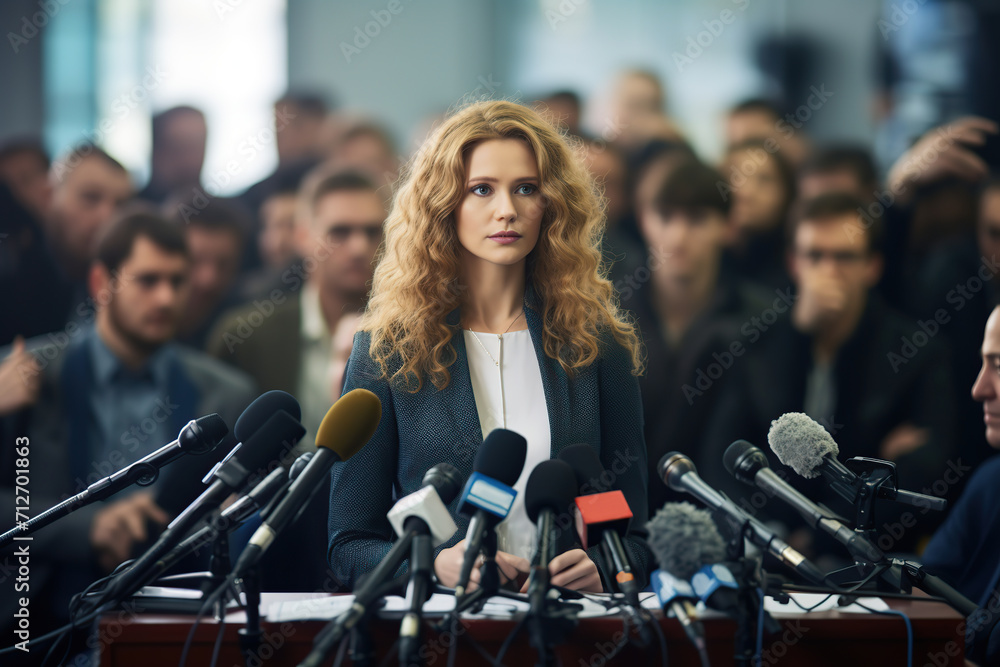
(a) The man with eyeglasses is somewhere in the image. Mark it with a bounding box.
[705,191,956,560]
[206,170,385,592]
[0,211,256,658]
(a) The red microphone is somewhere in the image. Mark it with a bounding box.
[574,490,636,588]
[559,445,640,604]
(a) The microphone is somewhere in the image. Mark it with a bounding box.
[0,414,229,548]
[232,389,381,577]
[387,463,462,547]
[524,459,579,612]
[523,459,578,667]
[299,464,465,667]
[658,452,826,585]
[454,429,527,599]
[557,443,639,605]
[152,451,318,576]
[691,562,741,613]
[83,391,306,611]
[725,439,885,564]
[768,412,946,511]
[393,463,463,664]
[646,502,721,663]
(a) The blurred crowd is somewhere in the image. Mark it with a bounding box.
[1,66,998,628]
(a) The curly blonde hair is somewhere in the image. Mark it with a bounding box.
[363,100,643,391]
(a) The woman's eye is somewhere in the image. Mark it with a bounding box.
[471,184,491,196]
[516,184,537,195]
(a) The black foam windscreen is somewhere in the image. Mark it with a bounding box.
[557,443,606,494]
[185,414,229,455]
[646,502,727,580]
[474,428,528,486]
[524,459,578,524]
[722,439,756,477]
[232,409,305,474]
[234,390,302,443]
[422,463,464,505]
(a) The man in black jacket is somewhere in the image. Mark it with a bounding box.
[707,192,957,558]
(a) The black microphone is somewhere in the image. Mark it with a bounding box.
[150,451,317,577]
[84,391,305,611]
[725,440,885,564]
[0,414,229,548]
[558,443,640,606]
[767,412,946,511]
[232,389,381,577]
[646,502,723,665]
[299,464,464,667]
[394,463,463,665]
[523,459,578,667]
[454,428,528,599]
[524,459,579,613]
[658,452,826,585]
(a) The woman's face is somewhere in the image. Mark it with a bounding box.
[454,138,545,272]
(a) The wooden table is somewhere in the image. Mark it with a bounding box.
[98,592,966,666]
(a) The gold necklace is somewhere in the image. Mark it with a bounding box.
[464,310,524,367]
[465,310,523,429]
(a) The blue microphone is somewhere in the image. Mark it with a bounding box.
[692,562,741,612]
[454,429,527,599]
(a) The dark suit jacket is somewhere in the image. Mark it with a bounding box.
[328,294,651,590]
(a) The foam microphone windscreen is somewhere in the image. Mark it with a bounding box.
[767,412,839,479]
[315,388,381,461]
[722,439,756,478]
[525,459,578,524]
[185,414,229,455]
[235,390,302,442]
[474,428,528,486]
[557,443,606,494]
[421,463,464,505]
[646,502,727,580]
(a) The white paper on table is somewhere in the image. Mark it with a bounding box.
[266,593,532,623]
[765,593,890,615]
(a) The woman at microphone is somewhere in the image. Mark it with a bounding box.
[328,100,650,593]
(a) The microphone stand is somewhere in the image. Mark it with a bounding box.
[349,624,376,667]
[445,531,525,619]
[821,459,976,615]
[715,512,781,667]
[238,565,262,667]
[399,520,433,667]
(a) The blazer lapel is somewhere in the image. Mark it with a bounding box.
[439,308,484,478]
[523,301,572,459]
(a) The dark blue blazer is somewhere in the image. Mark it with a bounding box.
[327,293,651,589]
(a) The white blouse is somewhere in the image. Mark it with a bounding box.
[463,328,551,561]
